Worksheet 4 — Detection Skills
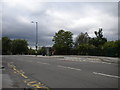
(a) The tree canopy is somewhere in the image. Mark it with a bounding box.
[89,28,107,47]
[2,28,119,57]
[52,30,73,55]
[2,37,12,55]
[75,32,90,47]
[11,39,28,54]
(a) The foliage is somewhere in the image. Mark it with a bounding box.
[2,28,119,57]
[52,30,73,55]
[11,39,28,54]
[2,37,12,55]
[37,46,46,55]
[102,41,115,48]
[0,39,1,55]
[102,40,120,57]
[76,44,95,55]
[115,40,120,57]
[75,32,90,47]
[28,47,35,55]
[89,28,107,47]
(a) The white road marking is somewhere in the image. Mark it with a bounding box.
[37,62,41,63]
[60,59,116,65]
[37,62,50,65]
[41,62,50,65]
[26,61,32,63]
[101,62,111,64]
[93,72,120,79]
[29,61,32,62]
[57,65,81,71]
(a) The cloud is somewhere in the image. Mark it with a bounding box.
[2,2,118,47]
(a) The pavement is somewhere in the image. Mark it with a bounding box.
[26,55,119,64]
[2,55,119,89]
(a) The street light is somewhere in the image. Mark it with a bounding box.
[31,21,38,56]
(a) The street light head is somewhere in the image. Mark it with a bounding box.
[31,21,34,23]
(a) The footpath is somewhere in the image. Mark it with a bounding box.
[28,55,119,64]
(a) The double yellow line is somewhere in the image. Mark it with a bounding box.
[7,63,49,90]
[8,63,28,79]
[24,80,49,89]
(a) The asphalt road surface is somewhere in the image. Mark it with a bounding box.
[2,55,119,88]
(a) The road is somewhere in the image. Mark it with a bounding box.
[2,55,119,88]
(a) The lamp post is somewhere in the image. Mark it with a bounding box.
[31,21,38,56]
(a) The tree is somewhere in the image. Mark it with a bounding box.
[102,41,115,48]
[2,37,12,55]
[52,30,73,55]
[102,41,119,57]
[37,46,46,56]
[11,39,28,54]
[115,40,120,57]
[0,39,1,55]
[28,47,35,55]
[90,28,107,47]
[75,32,90,47]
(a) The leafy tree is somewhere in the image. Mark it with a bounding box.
[76,44,95,55]
[52,30,73,55]
[75,32,90,47]
[11,39,28,54]
[114,40,120,57]
[37,46,46,56]
[0,39,1,55]
[28,47,35,55]
[102,41,115,48]
[94,29,103,38]
[102,41,118,57]
[2,37,12,54]
[90,28,107,47]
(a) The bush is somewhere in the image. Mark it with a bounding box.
[102,41,119,57]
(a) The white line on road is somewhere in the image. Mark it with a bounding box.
[28,61,32,62]
[37,61,41,63]
[101,62,112,64]
[93,72,120,79]
[37,62,50,65]
[41,62,50,65]
[57,65,81,71]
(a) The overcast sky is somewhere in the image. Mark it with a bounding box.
[2,0,118,47]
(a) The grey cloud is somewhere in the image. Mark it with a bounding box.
[2,2,118,47]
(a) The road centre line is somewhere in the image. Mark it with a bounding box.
[93,72,120,79]
[57,65,81,71]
